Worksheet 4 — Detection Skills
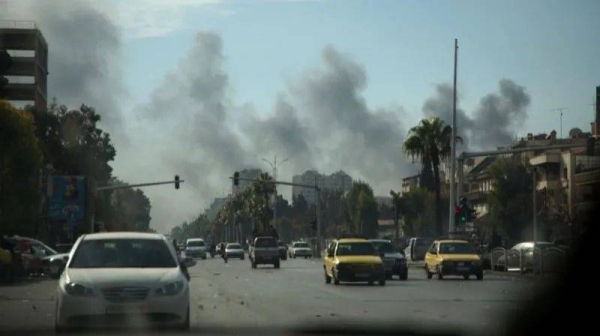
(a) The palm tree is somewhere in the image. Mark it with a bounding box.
[403,117,457,236]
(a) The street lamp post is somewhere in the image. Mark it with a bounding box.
[261,155,289,228]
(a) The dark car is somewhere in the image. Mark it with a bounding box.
[370,239,408,280]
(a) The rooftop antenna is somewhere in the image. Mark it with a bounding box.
[551,108,566,138]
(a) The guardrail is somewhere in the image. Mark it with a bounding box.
[491,246,567,275]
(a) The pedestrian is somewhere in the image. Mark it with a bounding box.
[220,242,228,263]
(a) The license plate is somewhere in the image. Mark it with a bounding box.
[457,262,465,266]
[106,304,145,314]
[457,267,470,272]
[355,273,369,278]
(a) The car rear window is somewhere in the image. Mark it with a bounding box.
[336,242,377,256]
[187,240,205,247]
[227,244,242,249]
[439,243,475,254]
[294,243,309,248]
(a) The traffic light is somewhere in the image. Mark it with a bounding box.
[310,219,317,231]
[175,175,180,189]
[233,171,240,186]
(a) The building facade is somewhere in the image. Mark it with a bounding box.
[0,20,48,111]
[292,170,352,205]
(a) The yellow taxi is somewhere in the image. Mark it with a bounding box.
[424,240,483,280]
[323,238,386,286]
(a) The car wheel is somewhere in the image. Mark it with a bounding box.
[251,261,256,269]
[325,270,331,284]
[476,272,483,281]
[333,269,340,285]
[368,280,374,286]
[293,255,296,259]
[274,261,280,269]
[305,256,308,259]
[437,267,444,280]
[400,271,408,281]
[463,274,470,280]
[425,265,433,279]
[241,256,245,260]
[379,278,386,286]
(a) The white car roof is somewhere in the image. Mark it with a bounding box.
[83,232,164,241]
[187,238,204,242]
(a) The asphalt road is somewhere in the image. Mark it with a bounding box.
[0,255,547,335]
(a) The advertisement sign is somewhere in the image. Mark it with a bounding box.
[47,176,86,225]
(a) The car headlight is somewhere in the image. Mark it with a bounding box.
[64,282,95,297]
[155,281,185,296]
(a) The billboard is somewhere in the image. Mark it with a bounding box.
[47,176,86,225]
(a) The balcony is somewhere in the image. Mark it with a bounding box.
[530,153,560,166]
[465,189,488,201]
[536,179,561,190]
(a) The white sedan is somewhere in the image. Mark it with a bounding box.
[55,232,194,332]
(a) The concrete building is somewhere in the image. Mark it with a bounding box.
[0,20,48,111]
[292,170,352,205]
[375,196,393,207]
[205,196,231,221]
[401,174,420,194]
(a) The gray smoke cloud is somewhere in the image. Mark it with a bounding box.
[422,83,474,150]
[470,79,530,149]
[134,38,416,231]
[1,0,127,142]
[422,80,530,151]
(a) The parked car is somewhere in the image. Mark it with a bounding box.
[424,240,483,280]
[369,239,408,280]
[496,241,554,273]
[289,241,312,259]
[405,237,434,261]
[8,236,58,276]
[54,232,193,331]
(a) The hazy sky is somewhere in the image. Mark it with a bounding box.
[2,0,599,233]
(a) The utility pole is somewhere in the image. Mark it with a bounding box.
[262,155,289,227]
[449,38,458,235]
[532,168,537,249]
[552,108,566,138]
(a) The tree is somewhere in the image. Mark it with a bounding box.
[399,188,436,237]
[487,157,533,245]
[403,117,456,236]
[344,181,379,238]
[0,101,43,236]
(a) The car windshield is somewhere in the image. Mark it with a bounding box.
[371,242,395,253]
[336,242,377,256]
[70,239,177,268]
[294,243,309,248]
[439,243,476,255]
[227,244,242,249]
[255,239,277,248]
[187,241,205,247]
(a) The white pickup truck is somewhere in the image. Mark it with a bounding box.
[249,236,280,269]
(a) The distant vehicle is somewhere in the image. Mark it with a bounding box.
[289,241,312,259]
[369,239,408,280]
[405,237,434,261]
[497,241,555,272]
[8,236,60,276]
[278,241,288,260]
[185,238,207,259]
[323,237,385,286]
[424,240,483,280]
[225,243,245,260]
[54,232,193,331]
[249,237,280,269]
